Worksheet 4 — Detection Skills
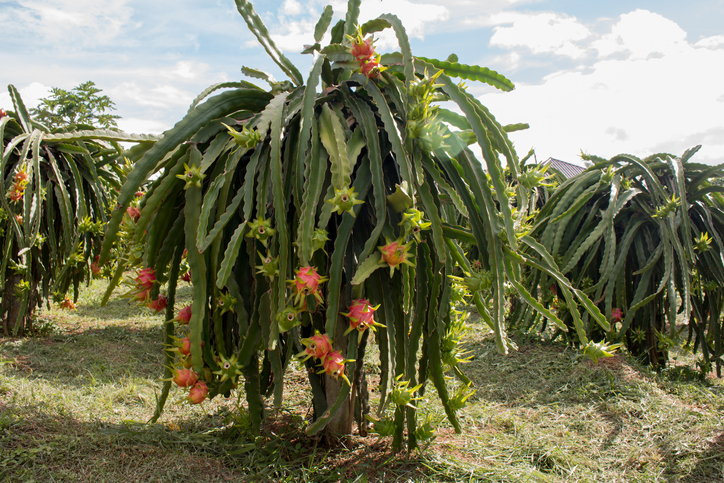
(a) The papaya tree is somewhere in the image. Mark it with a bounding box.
[511,147,724,374]
[0,87,155,335]
[101,0,611,449]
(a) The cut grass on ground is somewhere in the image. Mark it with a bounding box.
[1,279,723,482]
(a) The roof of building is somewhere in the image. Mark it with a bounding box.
[542,158,586,179]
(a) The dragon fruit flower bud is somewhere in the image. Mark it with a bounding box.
[326,186,365,217]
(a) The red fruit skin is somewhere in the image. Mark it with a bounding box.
[147,295,167,313]
[178,337,191,356]
[307,333,333,359]
[322,350,346,378]
[188,381,208,404]
[177,305,192,324]
[173,368,198,387]
[351,38,375,61]
[611,308,623,323]
[126,206,141,222]
[345,299,377,332]
[360,60,382,79]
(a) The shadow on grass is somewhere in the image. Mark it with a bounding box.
[679,431,724,482]
[461,335,647,409]
[72,283,193,321]
[0,401,460,483]
[0,323,165,387]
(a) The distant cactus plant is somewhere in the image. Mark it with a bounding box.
[102,0,609,450]
[0,87,153,335]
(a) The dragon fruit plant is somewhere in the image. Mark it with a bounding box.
[104,0,609,450]
[0,89,153,335]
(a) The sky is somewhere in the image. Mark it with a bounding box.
[1,0,723,166]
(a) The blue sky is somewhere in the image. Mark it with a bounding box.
[1,0,723,165]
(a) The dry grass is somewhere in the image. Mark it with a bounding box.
[1,279,724,482]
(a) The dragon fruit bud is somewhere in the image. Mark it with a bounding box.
[399,208,431,242]
[255,251,279,280]
[277,306,302,333]
[221,122,261,148]
[180,271,191,282]
[216,291,237,315]
[176,163,206,189]
[188,381,208,404]
[311,228,329,255]
[246,217,276,247]
[173,367,198,387]
[297,331,333,361]
[326,186,365,217]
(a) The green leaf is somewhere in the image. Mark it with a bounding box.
[379,14,414,85]
[320,44,355,62]
[360,18,391,35]
[234,0,304,86]
[314,5,334,43]
[344,0,361,37]
[43,129,158,143]
[188,81,263,113]
[99,88,271,265]
[7,85,33,133]
[318,103,351,190]
[416,57,515,91]
[351,252,383,285]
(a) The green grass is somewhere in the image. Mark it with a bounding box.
[2,279,723,482]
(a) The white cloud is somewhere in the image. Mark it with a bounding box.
[283,0,303,16]
[267,0,449,52]
[473,9,724,165]
[117,117,170,135]
[488,12,591,58]
[479,42,724,164]
[592,9,688,59]
[695,35,724,49]
[2,0,137,47]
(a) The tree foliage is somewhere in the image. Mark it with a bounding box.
[30,81,120,130]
